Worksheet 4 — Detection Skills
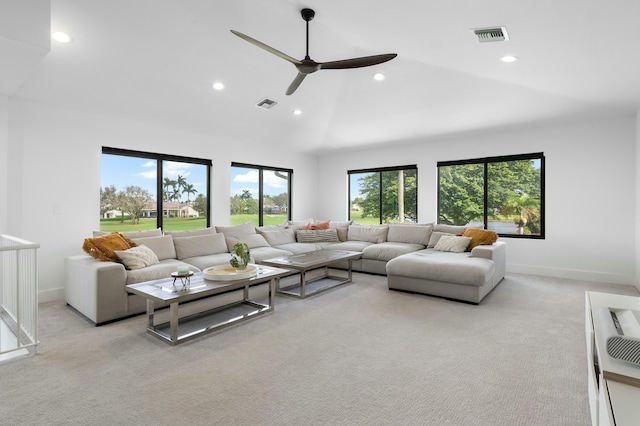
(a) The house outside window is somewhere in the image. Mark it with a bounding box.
[349,165,418,224]
[230,163,292,227]
[100,147,211,232]
[438,153,544,238]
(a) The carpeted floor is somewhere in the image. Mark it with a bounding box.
[1,273,638,426]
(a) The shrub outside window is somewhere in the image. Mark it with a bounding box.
[100,147,211,232]
[349,165,418,224]
[438,153,544,238]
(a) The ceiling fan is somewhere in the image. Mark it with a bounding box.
[230,8,397,95]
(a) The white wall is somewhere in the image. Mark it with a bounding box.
[316,115,637,285]
[0,94,7,233]
[636,111,640,291]
[6,99,318,302]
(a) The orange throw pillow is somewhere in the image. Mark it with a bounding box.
[82,232,137,262]
[303,220,331,230]
[460,228,498,251]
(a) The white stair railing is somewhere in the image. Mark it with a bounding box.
[0,234,40,358]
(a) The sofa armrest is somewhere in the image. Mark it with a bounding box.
[471,241,506,283]
[64,255,128,325]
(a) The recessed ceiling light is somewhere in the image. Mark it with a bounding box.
[212,82,225,90]
[51,31,71,43]
[373,72,386,81]
[292,109,302,116]
[500,55,518,63]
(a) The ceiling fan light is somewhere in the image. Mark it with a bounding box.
[292,109,302,116]
[212,82,225,90]
[373,72,386,81]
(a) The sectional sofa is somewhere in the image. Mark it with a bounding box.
[65,220,506,325]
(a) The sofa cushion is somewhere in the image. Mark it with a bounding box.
[434,236,472,253]
[322,240,373,252]
[256,227,296,245]
[225,234,270,251]
[125,259,191,285]
[131,235,176,261]
[362,242,425,262]
[433,224,471,234]
[296,229,340,243]
[181,253,233,271]
[460,228,499,251]
[92,229,162,239]
[164,227,217,238]
[114,244,160,270]
[387,224,432,246]
[173,233,228,260]
[348,224,389,243]
[82,232,137,262]
[215,221,256,238]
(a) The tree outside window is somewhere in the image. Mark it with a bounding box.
[438,153,544,237]
[349,166,417,224]
[230,163,291,226]
[100,148,211,232]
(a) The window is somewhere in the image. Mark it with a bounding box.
[349,165,418,224]
[438,153,544,238]
[100,147,211,232]
[230,163,291,226]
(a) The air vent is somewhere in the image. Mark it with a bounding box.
[256,98,278,110]
[472,26,509,43]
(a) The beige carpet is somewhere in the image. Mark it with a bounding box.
[1,273,638,426]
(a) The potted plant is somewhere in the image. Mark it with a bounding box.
[230,242,251,270]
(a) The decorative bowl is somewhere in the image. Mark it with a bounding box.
[202,264,258,281]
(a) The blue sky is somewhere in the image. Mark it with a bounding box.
[230,167,289,198]
[101,155,289,200]
[100,154,207,199]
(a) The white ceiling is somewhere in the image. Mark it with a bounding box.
[7,0,640,153]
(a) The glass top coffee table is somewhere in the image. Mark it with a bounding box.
[261,250,362,298]
[126,264,289,345]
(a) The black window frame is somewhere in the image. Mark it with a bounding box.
[437,152,545,239]
[231,162,293,226]
[348,164,418,224]
[102,146,212,229]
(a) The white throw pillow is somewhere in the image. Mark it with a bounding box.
[433,235,472,253]
[215,222,256,238]
[114,245,160,270]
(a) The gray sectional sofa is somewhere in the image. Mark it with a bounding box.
[65,220,506,325]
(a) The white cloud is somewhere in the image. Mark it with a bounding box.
[163,161,192,179]
[234,170,259,184]
[141,161,155,168]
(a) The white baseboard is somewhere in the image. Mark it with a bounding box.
[507,263,634,286]
[38,287,64,303]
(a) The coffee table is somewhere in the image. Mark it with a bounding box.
[261,250,362,298]
[126,265,289,345]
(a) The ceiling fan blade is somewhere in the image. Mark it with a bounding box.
[286,73,307,96]
[230,30,301,65]
[319,53,397,70]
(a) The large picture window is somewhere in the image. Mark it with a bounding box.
[438,153,544,238]
[349,165,418,224]
[230,163,291,226]
[100,147,211,232]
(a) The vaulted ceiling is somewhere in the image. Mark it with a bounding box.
[5,0,640,153]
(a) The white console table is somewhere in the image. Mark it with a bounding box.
[585,292,640,425]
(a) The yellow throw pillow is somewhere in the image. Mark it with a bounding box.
[460,228,498,251]
[82,232,137,262]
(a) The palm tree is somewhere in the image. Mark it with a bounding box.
[163,177,177,202]
[182,183,197,203]
[502,192,539,234]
